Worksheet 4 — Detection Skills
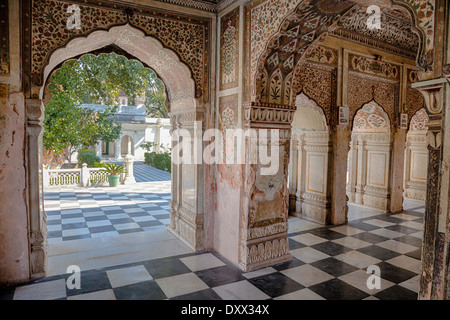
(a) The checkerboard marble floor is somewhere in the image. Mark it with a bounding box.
[44,162,172,242]
[45,182,172,242]
[133,162,171,183]
[0,196,424,300]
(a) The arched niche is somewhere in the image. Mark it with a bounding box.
[347,101,393,212]
[289,93,332,224]
[292,93,328,132]
[352,101,391,134]
[252,0,428,105]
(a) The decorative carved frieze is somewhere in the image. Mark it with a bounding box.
[246,222,288,240]
[169,204,205,251]
[302,192,328,204]
[155,0,217,12]
[364,185,389,195]
[179,205,204,225]
[170,109,206,128]
[243,235,291,271]
[243,102,296,127]
[362,193,390,211]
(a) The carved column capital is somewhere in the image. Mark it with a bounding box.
[243,101,296,127]
[418,85,444,115]
[415,84,444,149]
[26,99,44,136]
[26,99,43,123]
[169,108,206,129]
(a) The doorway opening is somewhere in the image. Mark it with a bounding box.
[42,52,182,277]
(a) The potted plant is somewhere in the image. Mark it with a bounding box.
[102,163,126,187]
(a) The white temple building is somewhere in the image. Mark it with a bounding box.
[82,92,171,162]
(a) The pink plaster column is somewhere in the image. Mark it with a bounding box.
[238,102,296,271]
[0,93,31,285]
[329,125,351,225]
[390,129,407,213]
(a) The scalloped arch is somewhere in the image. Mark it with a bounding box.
[253,0,430,105]
[353,100,391,133]
[39,24,196,106]
[293,92,328,131]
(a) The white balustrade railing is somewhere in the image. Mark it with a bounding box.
[46,169,80,186]
[89,168,109,186]
[43,160,135,188]
[44,164,109,188]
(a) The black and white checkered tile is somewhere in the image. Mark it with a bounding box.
[1,201,424,300]
[45,181,172,242]
[133,162,171,183]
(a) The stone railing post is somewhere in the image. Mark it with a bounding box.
[43,168,50,188]
[80,163,90,187]
[123,155,136,185]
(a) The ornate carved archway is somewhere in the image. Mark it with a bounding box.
[26,24,206,278]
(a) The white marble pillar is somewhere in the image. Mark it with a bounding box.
[96,141,103,159]
[115,138,122,160]
[123,154,136,185]
[355,135,366,205]
[390,129,407,213]
[295,134,306,217]
[289,138,298,215]
[127,136,132,155]
[347,137,358,203]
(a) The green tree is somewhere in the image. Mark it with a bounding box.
[145,78,169,118]
[44,53,169,165]
[43,82,122,163]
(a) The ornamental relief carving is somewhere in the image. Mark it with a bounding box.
[170,110,206,127]
[302,192,328,204]
[291,64,337,125]
[246,236,289,266]
[29,0,210,99]
[347,73,399,130]
[243,102,296,125]
[247,222,288,240]
[364,185,389,194]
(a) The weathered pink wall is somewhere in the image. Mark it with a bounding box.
[0,92,30,285]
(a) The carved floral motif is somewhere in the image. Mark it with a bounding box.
[31,0,209,98]
[220,8,239,90]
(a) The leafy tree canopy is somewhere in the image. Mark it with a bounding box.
[44,53,168,164]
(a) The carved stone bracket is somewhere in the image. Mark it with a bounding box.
[416,84,444,149]
[26,99,44,129]
[243,102,296,128]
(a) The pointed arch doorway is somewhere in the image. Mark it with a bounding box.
[27,24,207,279]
